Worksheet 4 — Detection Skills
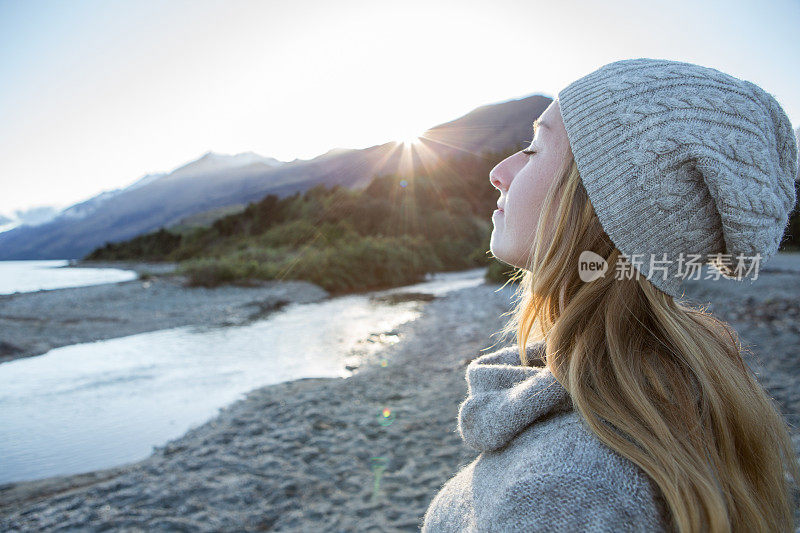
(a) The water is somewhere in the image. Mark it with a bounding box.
[0,260,137,295]
[0,268,487,484]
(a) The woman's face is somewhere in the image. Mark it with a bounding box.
[489,99,571,269]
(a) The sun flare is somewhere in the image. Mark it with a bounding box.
[398,129,426,146]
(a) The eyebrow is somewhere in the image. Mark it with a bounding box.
[532,117,550,133]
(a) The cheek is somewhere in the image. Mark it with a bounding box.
[507,171,550,235]
[509,173,545,217]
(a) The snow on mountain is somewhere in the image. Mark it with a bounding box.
[0,218,19,233]
[168,151,284,179]
[125,172,169,192]
[0,205,64,233]
[58,172,168,221]
[58,190,126,221]
[5,151,285,230]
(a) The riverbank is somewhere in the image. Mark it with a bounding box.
[1,255,798,530]
[0,260,329,363]
[0,268,515,531]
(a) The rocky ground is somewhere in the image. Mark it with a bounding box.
[0,254,798,531]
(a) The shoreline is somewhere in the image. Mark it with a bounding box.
[59,259,184,277]
[0,260,330,364]
[0,277,516,531]
[1,258,798,529]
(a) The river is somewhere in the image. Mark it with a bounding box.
[0,266,487,484]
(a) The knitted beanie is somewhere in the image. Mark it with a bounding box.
[557,57,798,299]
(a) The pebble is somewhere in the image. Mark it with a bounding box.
[1,256,799,530]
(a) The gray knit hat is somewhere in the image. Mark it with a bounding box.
[557,57,798,299]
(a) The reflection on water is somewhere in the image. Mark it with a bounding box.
[0,260,137,295]
[0,268,486,484]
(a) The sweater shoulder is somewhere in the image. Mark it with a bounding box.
[490,460,668,532]
[491,411,670,531]
[509,410,639,473]
[421,411,671,532]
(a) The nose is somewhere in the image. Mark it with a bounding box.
[489,153,520,192]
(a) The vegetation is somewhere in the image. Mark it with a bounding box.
[87,139,799,293]
[84,146,524,294]
[779,204,800,252]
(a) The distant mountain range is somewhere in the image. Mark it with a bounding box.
[3,98,792,261]
[0,151,286,234]
[0,205,63,233]
[0,94,551,260]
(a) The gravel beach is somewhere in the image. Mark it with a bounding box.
[1,254,799,531]
[0,260,329,364]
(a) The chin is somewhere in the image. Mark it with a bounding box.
[491,243,526,270]
[489,242,512,266]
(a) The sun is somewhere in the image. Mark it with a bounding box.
[397,128,426,146]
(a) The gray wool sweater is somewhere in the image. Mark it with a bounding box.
[421,341,671,532]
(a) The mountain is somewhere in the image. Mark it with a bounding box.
[0,94,551,260]
[0,205,64,233]
[167,151,284,179]
[166,203,248,232]
[58,172,169,223]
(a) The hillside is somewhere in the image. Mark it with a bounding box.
[0,95,551,260]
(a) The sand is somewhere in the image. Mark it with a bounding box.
[0,261,329,364]
[1,255,798,531]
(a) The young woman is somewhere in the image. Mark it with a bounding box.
[421,58,799,532]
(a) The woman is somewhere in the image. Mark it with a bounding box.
[421,58,799,532]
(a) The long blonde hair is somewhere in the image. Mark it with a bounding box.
[494,152,799,532]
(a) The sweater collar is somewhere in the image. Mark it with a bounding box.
[457,341,574,452]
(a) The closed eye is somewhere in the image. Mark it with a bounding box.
[522,147,537,155]
[522,140,537,156]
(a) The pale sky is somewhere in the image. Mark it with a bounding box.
[1,0,798,216]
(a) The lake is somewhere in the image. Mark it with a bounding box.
[0,260,137,295]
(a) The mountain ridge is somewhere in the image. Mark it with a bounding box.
[0,93,552,259]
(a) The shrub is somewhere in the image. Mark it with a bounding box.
[283,235,440,294]
[485,259,519,284]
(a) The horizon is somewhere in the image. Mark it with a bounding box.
[1,0,798,217]
[0,89,547,220]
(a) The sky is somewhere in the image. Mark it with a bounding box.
[0,0,798,217]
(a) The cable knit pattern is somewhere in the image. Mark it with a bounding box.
[557,57,798,299]
[421,342,671,532]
